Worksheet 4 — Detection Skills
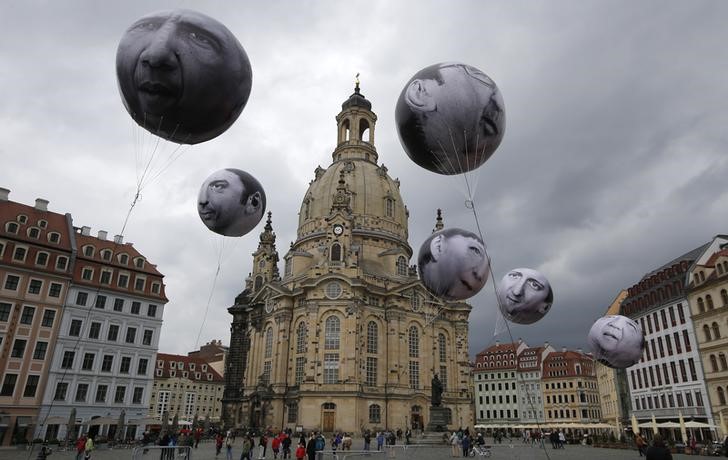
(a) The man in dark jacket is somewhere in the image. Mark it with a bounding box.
[645,435,672,460]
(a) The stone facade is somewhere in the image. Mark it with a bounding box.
[686,235,728,437]
[221,84,473,433]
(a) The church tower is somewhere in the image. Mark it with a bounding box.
[223,82,473,433]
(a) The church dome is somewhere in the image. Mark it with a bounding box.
[298,160,408,242]
[293,82,411,258]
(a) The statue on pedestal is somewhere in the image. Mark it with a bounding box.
[431,374,443,407]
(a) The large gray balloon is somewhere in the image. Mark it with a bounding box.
[198,168,265,237]
[417,228,489,301]
[497,268,553,324]
[588,315,645,369]
[395,62,505,175]
[117,9,252,144]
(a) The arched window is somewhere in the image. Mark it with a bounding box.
[265,327,274,358]
[711,355,719,372]
[438,334,447,362]
[409,326,419,358]
[367,321,378,354]
[722,289,728,307]
[719,387,726,406]
[713,322,721,339]
[325,316,340,350]
[296,322,307,354]
[330,243,342,262]
[704,325,712,342]
[323,402,336,410]
[707,295,714,310]
[720,353,728,371]
[397,256,408,276]
[359,119,371,143]
[698,297,705,313]
[368,404,381,423]
[341,119,350,142]
[254,276,263,291]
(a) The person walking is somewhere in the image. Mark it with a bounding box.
[645,434,672,460]
[635,433,646,457]
[281,433,291,459]
[258,433,268,460]
[462,434,471,457]
[295,441,306,460]
[83,435,95,460]
[376,431,384,451]
[450,432,459,457]
[225,433,234,460]
[306,435,317,460]
[240,436,253,460]
[75,435,87,460]
[558,431,566,449]
[215,433,224,457]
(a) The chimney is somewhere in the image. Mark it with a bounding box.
[495,340,499,347]
[35,198,49,211]
[97,230,108,241]
[81,226,91,236]
[562,347,566,353]
[0,188,10,201]
[114,234,124,244]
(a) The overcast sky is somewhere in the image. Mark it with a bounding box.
[2,1,727,359]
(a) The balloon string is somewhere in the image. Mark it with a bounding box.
[195,238,225,350]
[461,184,553,460]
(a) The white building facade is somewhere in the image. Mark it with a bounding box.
[622,244,714,429]
[35,228,167,441]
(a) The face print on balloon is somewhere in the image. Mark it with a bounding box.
[198,168,265,237]
[498,268,553,324]
[588,315,645,369]
[418,228,489,301]
[396,62,505,175]
[117,9,252,144]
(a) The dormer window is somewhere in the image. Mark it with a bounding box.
[27,227,40,239]
[182,371,188,378]
[196,372,201,379]
[101,249,112,261]
[134,257,145,269]
[207,374,212,380]
[38,220,47,229]
[157,360,163,368]
[83,245,95,257]
[170,362,176,370]
[178,361,184,369]
[118,253,129,265]
[17,214,27,224]
[201,364,207,372]
[48,232,60,244]
[190,363,195,371]
[5,222,19,234]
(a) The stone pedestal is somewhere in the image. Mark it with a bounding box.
[426,406,451,432]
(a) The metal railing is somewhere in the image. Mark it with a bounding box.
[131,445,192,460]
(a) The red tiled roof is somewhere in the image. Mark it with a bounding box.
[0,200,72,249]
[155,353,224,382]
[705,249,728,267]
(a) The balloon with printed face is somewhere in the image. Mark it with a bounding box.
[395,62,505,175]
[497,268,553,324]
[417,228,489,301]
[588,315,645,369]
[197,168,265,237]
[116,9,252,144]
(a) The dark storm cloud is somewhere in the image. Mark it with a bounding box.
[1,0,727,356]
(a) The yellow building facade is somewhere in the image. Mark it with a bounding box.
[596,290,630,432]
[222,84,473,433]
[687,235,728,437]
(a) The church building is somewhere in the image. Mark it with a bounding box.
[221,83,474,433]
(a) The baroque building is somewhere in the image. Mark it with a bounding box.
[685,235,728,438]
[620,242,713,428]
[472,340,527,428]
[596,290,631,434]
[542,349,601,424]
[222,83,473,433]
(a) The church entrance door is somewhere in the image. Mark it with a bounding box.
[322,403,336,432]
